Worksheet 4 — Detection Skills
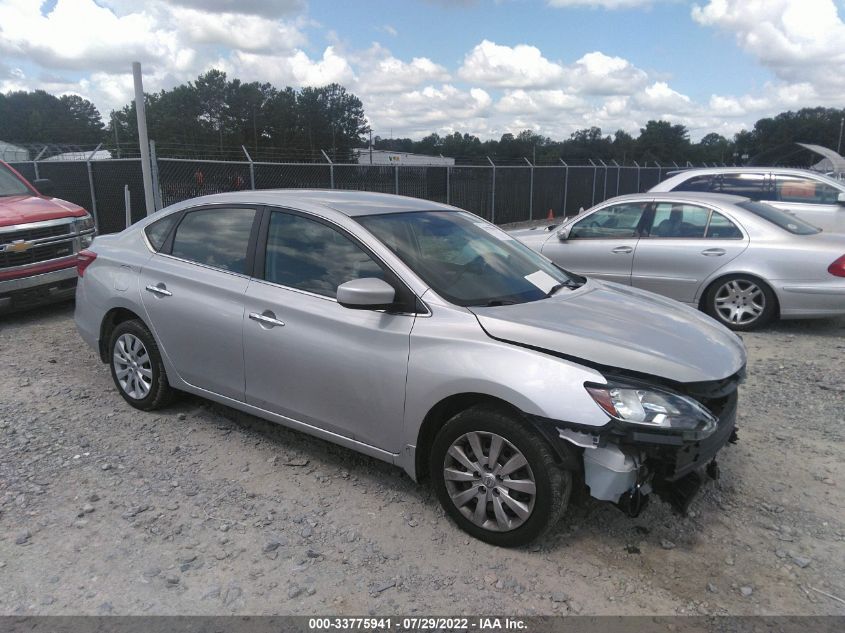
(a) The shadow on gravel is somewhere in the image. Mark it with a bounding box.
[0,299,74,328]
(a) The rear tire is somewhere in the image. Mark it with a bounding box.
[429,405,570,547]
[704,274,777,331]
[109,319,174,410]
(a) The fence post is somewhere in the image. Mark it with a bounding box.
[32,146,47,180]
[487,157,496,223]
[124,185,132,229]
[86,143,102,231]
[613,159,621,196]
[395,165,399,195]
[446,165,451,205]
[656,161,662,183]
[588,158,597,206]
[524,157,534,220]
[242,145,255,190]
[149,141,163,210]
[560,159,569,217]
[321,149,334,189]
[634,160,641,192]
[598,159,608,202]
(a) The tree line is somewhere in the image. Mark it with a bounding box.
[2,70,844,166]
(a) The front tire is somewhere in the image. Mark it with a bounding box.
[704,274,777,331]
[429,405,571,547]
[109,319,174,410]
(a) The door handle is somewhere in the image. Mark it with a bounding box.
[701,248,726,257]
[249,311,285,328]
[145,284,172,297]
[611,246,633,254]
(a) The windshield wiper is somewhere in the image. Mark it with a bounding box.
[546,280,582,297]
[479,299,519,307]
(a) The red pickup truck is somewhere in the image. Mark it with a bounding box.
[0,160,96,313]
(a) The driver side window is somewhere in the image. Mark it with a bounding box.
[569,203,648,239]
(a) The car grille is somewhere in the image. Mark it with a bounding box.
[0,241,75,268]
[0,223,71,243]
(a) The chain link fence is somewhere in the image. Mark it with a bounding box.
[7,151,702,235]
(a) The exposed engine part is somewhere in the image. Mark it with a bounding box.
[583,444,640,503]
[557,427,600,449]
[653,470,703,515]
[616,483,651,517]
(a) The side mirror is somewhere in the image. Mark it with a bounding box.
[837,192,845,205]
[33,178,55,196]
[337,277,396,310]
[557,225,571,241]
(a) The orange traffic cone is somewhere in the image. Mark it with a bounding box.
[547,208,554,220]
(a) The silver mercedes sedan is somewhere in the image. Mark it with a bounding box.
[75,190,745,546]
[511,192,845,331]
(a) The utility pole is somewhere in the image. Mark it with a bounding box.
[132,62,155,216]
[369,130,373,165]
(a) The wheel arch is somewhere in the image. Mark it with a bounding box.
[98,306,148,363]
[698,271,781,317]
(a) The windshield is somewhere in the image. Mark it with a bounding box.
[357,210,583,306]
[0,164,31,197]
[737,201,821,235]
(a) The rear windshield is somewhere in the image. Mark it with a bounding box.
[737,201,821,235]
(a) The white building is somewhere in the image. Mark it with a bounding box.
[0,141,29,162]
[354,148,454,166]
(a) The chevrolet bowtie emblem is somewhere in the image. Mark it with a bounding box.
[0,240,33,253]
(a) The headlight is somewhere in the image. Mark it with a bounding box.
[586,381,717,438]
[75,214,95,233]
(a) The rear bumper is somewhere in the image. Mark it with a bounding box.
[0,264,77,313]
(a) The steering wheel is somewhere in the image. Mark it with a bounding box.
[443,255,489,290]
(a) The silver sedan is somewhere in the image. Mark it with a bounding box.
[511,192,845,330]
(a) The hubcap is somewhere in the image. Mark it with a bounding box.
[113,333,153,399]
[714,279,765,325]
[443,431,536,532]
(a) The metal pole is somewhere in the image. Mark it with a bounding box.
[446,165,451,205]
[613,159,621,196]
[395,164,399,195]
[634,160,641,192]
[85,143,102,231]
[133,62,155,216]
[242,145,255,190]
[487,157,496,223]
[589,159,597,206]
[598,159,608,201]
[524,157,534,220]
[560,159,568,217]
[149,141,163,210]
[321,149,334,189]
[838,117,844,155]
[32,146,47,180]
[124,184,132,229]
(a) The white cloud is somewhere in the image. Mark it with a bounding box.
[220,47,356,88]
[547,0,660,8]
[354,44,450,94]
[173,8,307,54]
[458,40,566,88]
[568,51,649,95]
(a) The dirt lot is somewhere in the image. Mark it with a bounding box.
[0,301,843,616]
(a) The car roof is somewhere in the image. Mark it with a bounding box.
[665,166,828,177]
[605,191,750,205]
[166,189,457,217]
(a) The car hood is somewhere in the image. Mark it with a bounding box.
[469,279,746,384]
[0,195,87,227]
[506,224,559,242]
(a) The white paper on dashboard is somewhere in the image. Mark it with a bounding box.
[524,270,558,294]
[474,222,514,240]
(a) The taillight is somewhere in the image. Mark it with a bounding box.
[829,254,845,278]
[76,249,97,277]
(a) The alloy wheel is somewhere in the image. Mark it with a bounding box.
[113,333,153,399]
[443,431,537,532]
[714,279,765,326]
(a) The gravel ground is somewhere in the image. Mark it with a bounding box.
[0,301,843,616]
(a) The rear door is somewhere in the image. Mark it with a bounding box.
[140,205,259,401]
[541,201,650,285]
[631,202,748,304]
[762,173,845,233]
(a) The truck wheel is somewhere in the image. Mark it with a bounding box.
[109,319,174,410]
[429,405,570,547]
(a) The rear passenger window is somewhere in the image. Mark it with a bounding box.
[714,173,769,200]
[706,212,743,239]
[171,208,256,274]
[144,214,179,251]
[650,203,709,238]
[671,175,714,192]
[774,175,840,204]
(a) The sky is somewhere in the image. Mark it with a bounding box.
[1,0,844,141]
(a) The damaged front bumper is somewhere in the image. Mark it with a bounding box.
[543,373,741,517]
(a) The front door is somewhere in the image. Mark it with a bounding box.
[140,206,259,400]
[762,173,845,233]
[631,202,748,303]
[243,209,415,452]
[541,201,650,285]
